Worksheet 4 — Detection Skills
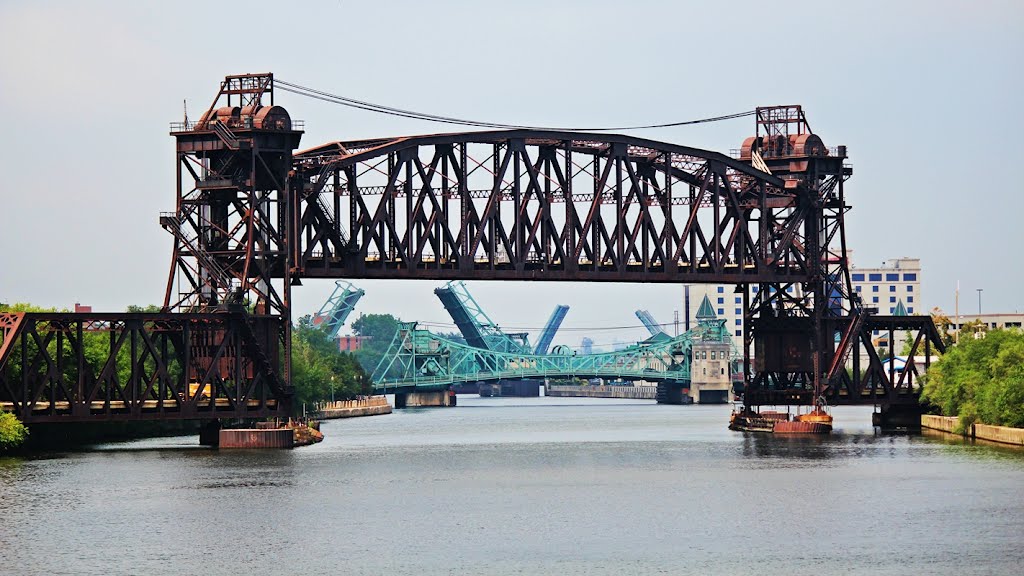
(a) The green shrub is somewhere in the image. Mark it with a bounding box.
[922,329,1024,428]
[0,412,29,451]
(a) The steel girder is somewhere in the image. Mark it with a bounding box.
[314,280,365,339]
[291,131,814,285]
[370,320,737,393]
[0,312,288,423]
[743,315,947,406]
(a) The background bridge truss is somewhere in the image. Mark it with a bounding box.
[0,311,286,423]
[370,319,738,394]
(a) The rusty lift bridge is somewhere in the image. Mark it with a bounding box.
[0,73,943,425]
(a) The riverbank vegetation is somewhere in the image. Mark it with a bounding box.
[0,411,29,452]
[350,313,401,375]
[922,329,1024,430]
[291,315,369,408]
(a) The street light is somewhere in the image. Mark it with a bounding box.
[330,375,335,404]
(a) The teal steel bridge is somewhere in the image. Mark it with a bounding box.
[370,318,738,394]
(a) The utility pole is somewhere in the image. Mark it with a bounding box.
[977,288,983,316]
[955,281,960,344]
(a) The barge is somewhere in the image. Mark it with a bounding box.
[730,406,833,434]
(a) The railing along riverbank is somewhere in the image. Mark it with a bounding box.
[921,415,1024,446]
[315,396,392,419]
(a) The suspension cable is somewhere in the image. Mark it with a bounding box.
[276,79,754,132]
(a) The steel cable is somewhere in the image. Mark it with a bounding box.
[276,79,754,131]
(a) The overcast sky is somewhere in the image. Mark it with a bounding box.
[1,0,1021,349]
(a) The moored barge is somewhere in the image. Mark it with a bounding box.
[730,406,832,434]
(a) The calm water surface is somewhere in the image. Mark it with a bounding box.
[2,397,1022,575]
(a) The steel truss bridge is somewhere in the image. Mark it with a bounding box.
[0,73,944,424]
[370,320,737,394]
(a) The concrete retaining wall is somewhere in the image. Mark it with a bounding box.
[219,428,294,449]
[316,396,393,419]
[974,423,1024,446]
[921,414,1024,446]
[545,385,657,400]
[921,414,959,434]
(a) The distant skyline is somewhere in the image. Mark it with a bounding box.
[1,0,1022,349]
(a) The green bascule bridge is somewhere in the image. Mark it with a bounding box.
[370,282,740,406]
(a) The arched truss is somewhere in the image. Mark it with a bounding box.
[292,130,820,286]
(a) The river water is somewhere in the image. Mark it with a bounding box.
[2,397,1023,575]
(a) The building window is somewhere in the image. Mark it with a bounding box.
[855,286,862,292]
[872,286,879,292]
[873,330,879,335]
[718,308,724,315]
[908,307,914,313]
[889,307,894,313]
[735,308,742,315]
[886,273,899,281]
[890,296,896,303]
[908,285,913,292]
[869,273,882,281]
[735,297,741,304]
[717,286,724,293]
[721,368,725,375]
[852,273,865,281]
[735,319,742,325]
[752,286,759,293]
[904,273,917,281]
[735,330,742,336]
[907,296,913,303]
[711,351,716,360]
[717,297,724,304]
[889,285,896,292]
[786,286,793,293]
[872,296,878,303]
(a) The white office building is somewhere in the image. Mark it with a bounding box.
[679,256,922,350]
[850,257,922,316]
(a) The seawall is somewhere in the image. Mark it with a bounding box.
[921,415,1024,446]
[545,385,657,400]
[316,396,393,419]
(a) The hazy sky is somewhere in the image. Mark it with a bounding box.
[1,0,1021,349]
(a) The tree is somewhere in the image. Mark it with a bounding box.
[289,315,370,411]
[350,313,402,374]
[0,412,29,451]
[126,304,163,313]
[922,328,1024,429]
[958,319,987,341]
[929,307,954,349]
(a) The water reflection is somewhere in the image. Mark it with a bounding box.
[1,397,1022,576]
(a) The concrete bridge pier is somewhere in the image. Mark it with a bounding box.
[656,383,692,405]
[395,390,457,409]
[872,403,924,432]
[199,420,221,447]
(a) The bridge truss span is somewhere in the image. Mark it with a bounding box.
[293,131,818,284]
[0,311,288,423]
[370,320,738,394]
